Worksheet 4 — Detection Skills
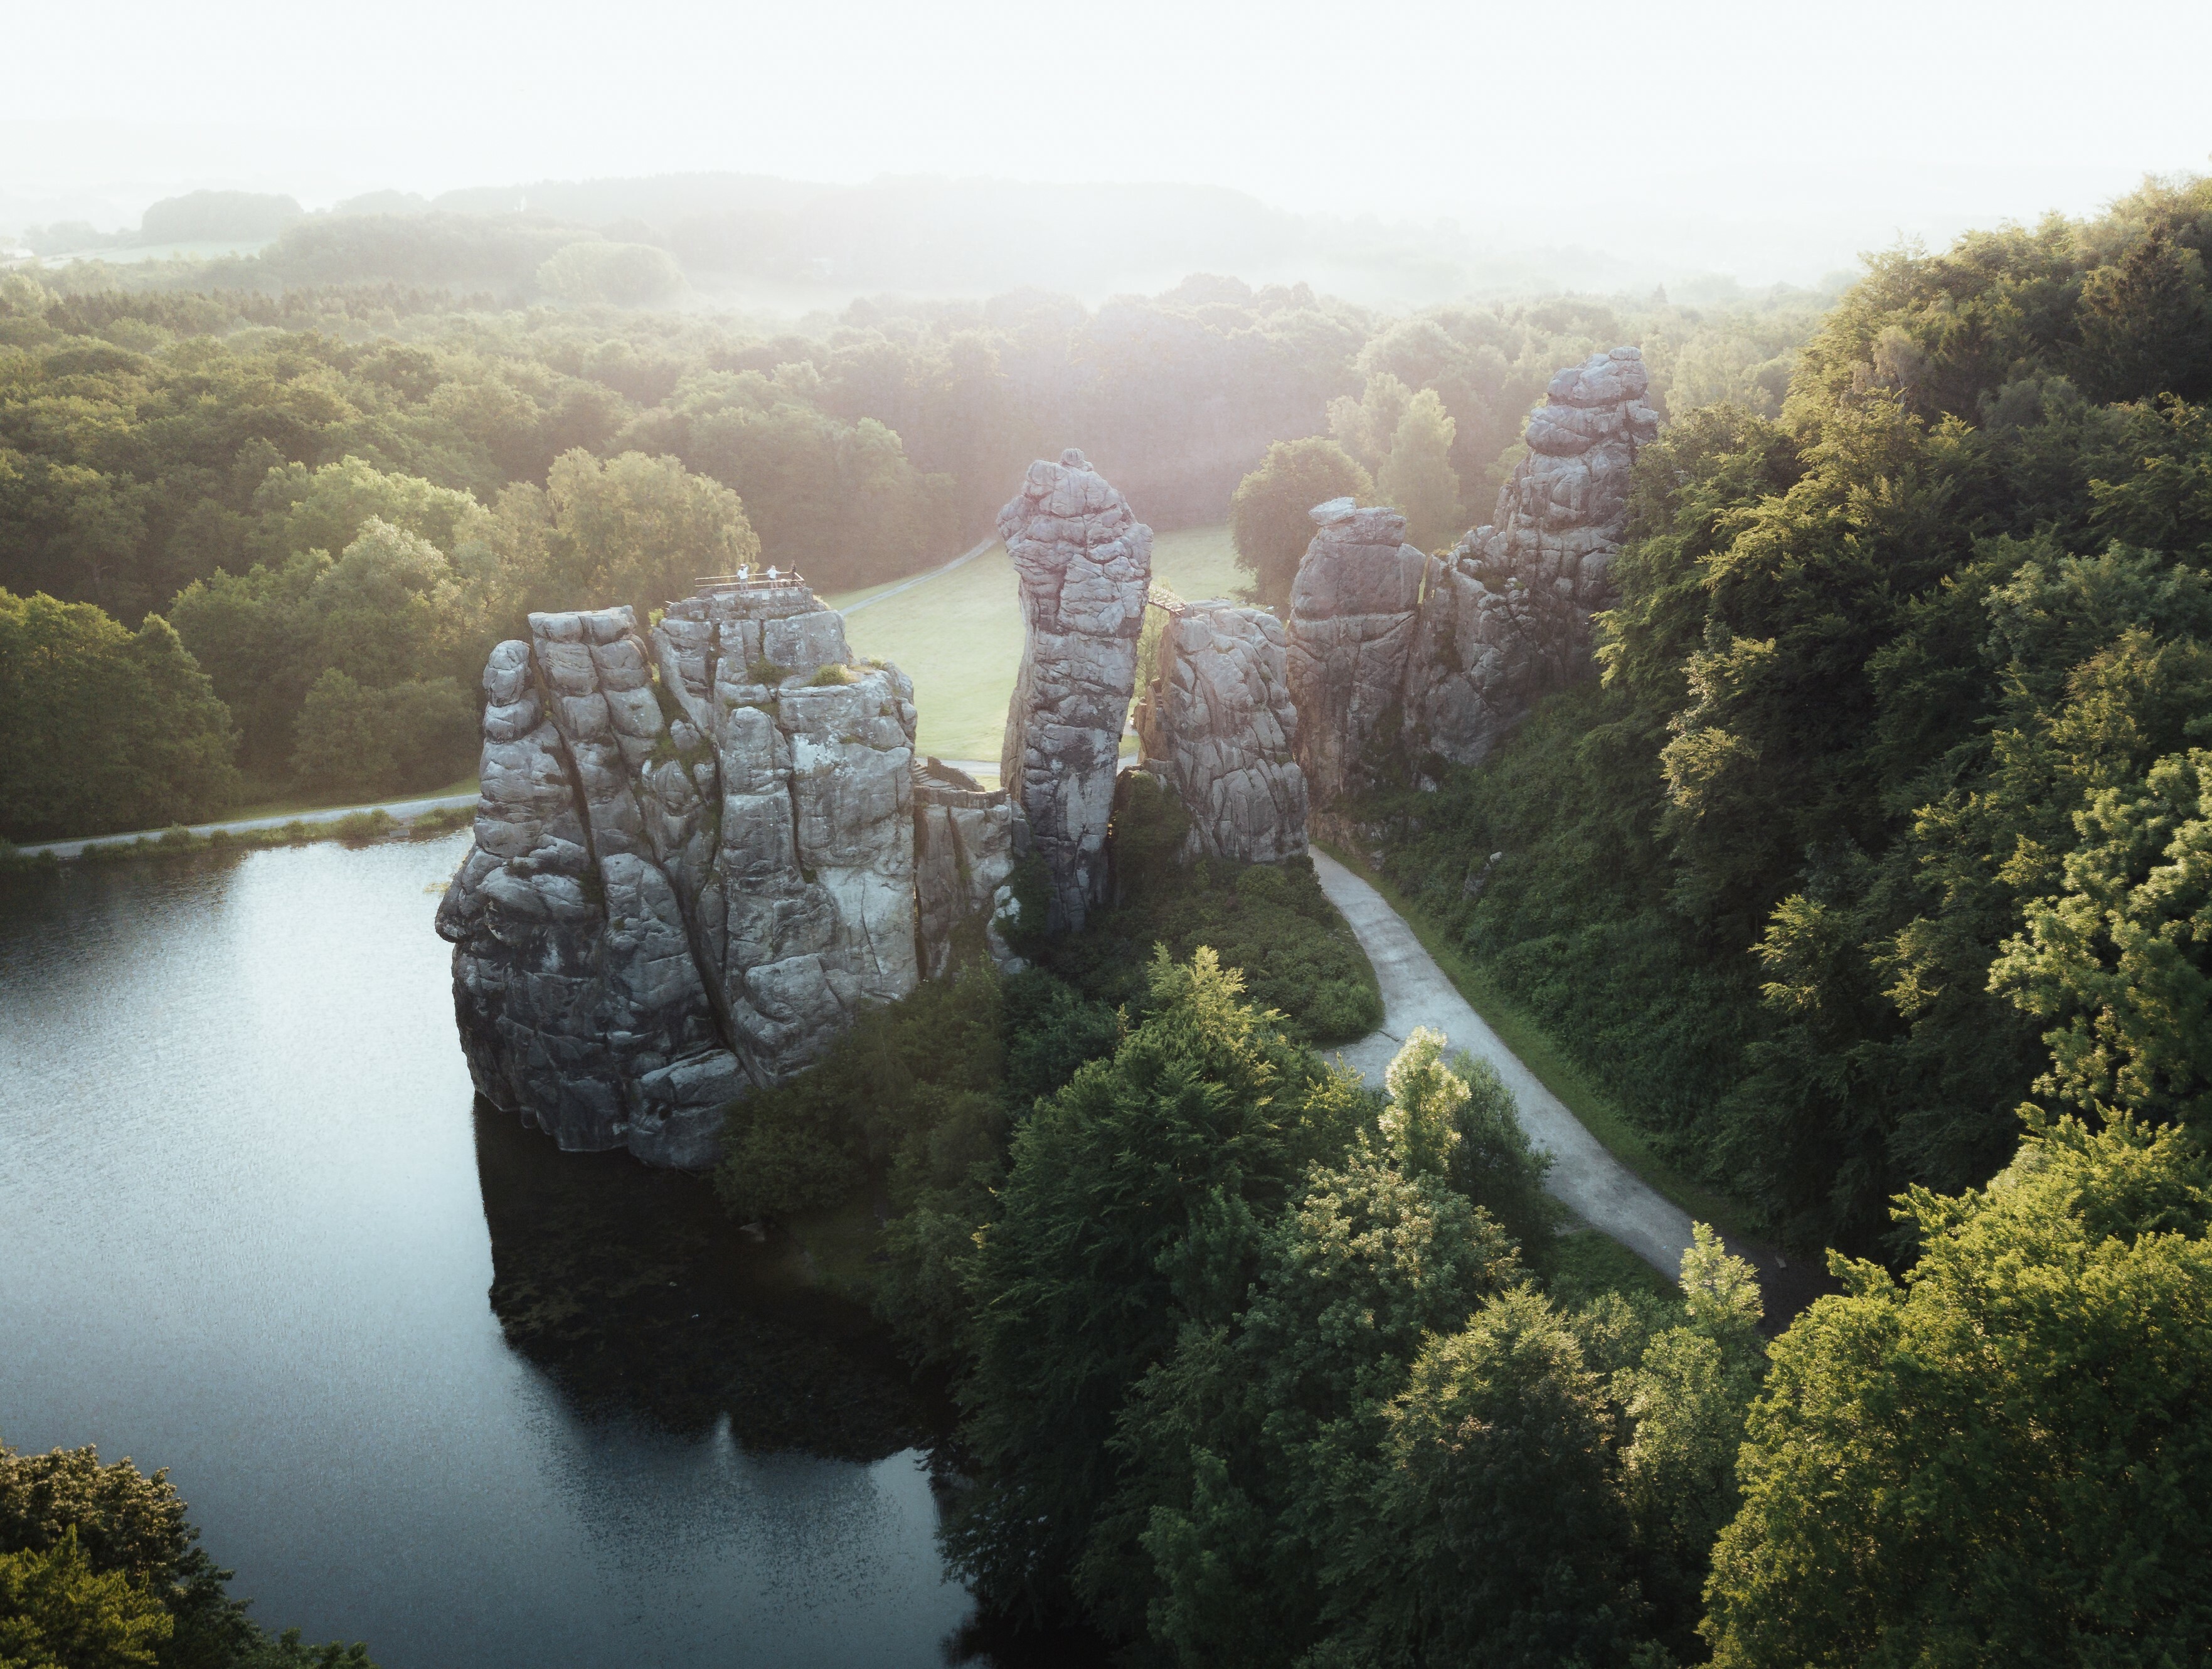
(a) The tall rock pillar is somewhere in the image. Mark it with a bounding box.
[1402,345,1659,770]
[998,448,1152,931]
[1284,498,1427,814]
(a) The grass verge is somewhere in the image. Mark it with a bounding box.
[1550,1229,1681,1303]
[1321,841,1765,1247]
[1,801,476,872]
[227,771,479,822]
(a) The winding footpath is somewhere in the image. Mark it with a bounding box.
[1315,850,1711,1282]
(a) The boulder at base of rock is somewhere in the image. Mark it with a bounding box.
[1284,498,1426,809]
[1134,599,1307,864]
[998,448,1152,931]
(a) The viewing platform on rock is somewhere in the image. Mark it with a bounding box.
[694,566,811,593]
[667,568,825,623]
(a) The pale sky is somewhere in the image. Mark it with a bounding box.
[8,0,2210,283]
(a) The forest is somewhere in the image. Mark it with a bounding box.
[1368,174,2212,1254]
[6,167,2211,1669]
[704,177,2212,1663]
[1,252,1815,840]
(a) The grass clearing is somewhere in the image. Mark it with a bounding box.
[835,542,1026,761]
[831,524,1245,765]
[1149,524,1248,603]
[1320,842,1765,1247]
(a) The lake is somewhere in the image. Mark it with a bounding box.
[0,832,994,1668]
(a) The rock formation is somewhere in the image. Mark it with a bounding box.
[1401,346,1659,768]
[438,578,1023,1167]
[1283,499,1427,807]
[1134,600,1307,863]
[999,448,1152,931]
[912,758,1027,977]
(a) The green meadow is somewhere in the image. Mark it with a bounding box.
[832,524,1244,768]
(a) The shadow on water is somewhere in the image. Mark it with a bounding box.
[471,1101,1117,1668]
[472,1098,942,1457]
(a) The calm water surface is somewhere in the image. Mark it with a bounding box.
[0,834,979,1668]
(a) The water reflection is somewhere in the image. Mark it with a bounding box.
[473,1099,939,1454]
[0,836,975,1668]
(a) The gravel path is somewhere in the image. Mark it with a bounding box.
[16,792,479,861]
[1313,849,1705,1279]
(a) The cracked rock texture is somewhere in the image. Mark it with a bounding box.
[1402,346,1659,769]
[1135,601,1308,863]
[999,448,1152,931]
[1284,498,1427,807]
[912,760,1028,978]
[439,581,1019,1167]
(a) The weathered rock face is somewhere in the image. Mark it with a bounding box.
[439,580,1005,1167]
[912,759,1028,978]
[999,448,1152,931]
[1402,346,1659,768]
[1134,600,1307,863]
[1284,498,1427,807]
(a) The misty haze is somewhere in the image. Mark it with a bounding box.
[5,3,2212,1666]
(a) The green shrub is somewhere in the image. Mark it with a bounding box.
[806,663,854,687]
[1043,778,1382,1044]
[408,804,474,837]
[331,808,396,842]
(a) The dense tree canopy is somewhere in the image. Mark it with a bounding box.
[0,591,238,842]
[1375,174,2212,1253]
[1704,1115,2212,1666]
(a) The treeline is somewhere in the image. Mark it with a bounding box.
[1368,174,2212,1255]
[1,254,1820,838]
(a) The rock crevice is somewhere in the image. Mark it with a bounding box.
[439,580,1021,1167]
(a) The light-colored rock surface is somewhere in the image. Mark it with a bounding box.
[1403,346,1660,768]
[1284,499,1427,808]
[1134,600,1307,863]
[912,759,1027,978]
[439,608,746,1169]
[440,580,1007,1167]
[999,448,1152,931]
[1311,849,1697,1277]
